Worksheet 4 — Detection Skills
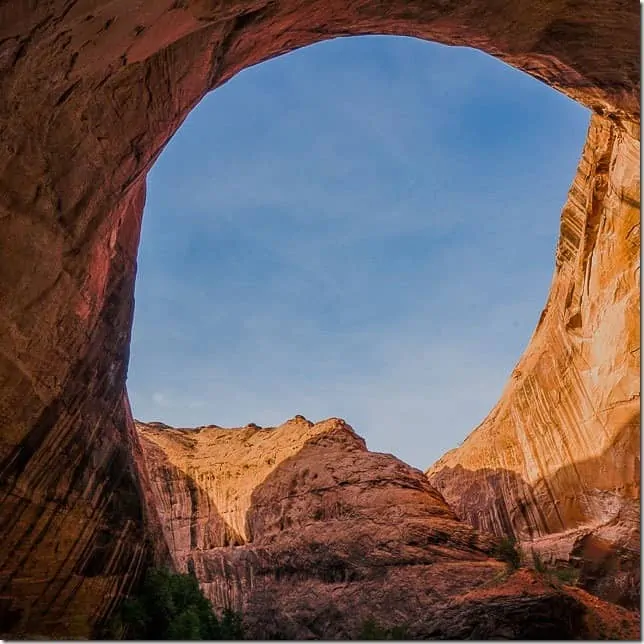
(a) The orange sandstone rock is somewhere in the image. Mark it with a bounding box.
[427,115,640,609]
[137,418,640,640]
[0,0,639,637]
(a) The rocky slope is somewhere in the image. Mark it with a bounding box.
[137,417,639,639]
[0,0,639,638]
[426,114,640,609]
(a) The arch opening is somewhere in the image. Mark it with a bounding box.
[128,35,590,470]
[0,1,638,637]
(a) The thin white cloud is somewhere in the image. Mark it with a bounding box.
[152,391,171,407]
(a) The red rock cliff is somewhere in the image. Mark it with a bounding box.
[137,417,639,640]
[426,114,640,608]
[0,0,639,637]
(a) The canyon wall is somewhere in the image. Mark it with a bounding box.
[137,418,639,640]
[0,0,639,637]
[427,114,640,608]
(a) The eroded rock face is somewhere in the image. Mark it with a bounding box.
[138,418,639,639]
[0,0,639,637]
[426,114,640,609]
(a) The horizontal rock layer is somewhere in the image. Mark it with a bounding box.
[426,114,640,609]
[138,418,639,639]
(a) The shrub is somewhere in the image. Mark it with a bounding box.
[387,624,411,640]
[358,618,410,640]
[552,566,580,586]
[220,607,245,639]
[360,618,386,640]
[103,567,244,640]
[527,550,580,587]
[495,536,522,569]
[532,549,547,573]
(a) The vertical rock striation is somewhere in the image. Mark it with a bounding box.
[427,114,640,608]
[0,0,639,637]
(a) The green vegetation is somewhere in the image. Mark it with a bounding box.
[530,549,580,586]
[100,559,580,640]
[359,617,411,640]
[495,536,522,569]
[103,567,244,640]
[532,549,547,573]
[552,566,580,585]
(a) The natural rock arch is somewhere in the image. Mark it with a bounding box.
[0,0,639,637]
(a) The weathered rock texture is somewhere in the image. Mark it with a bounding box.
[427,114,640,609]
[0,0,639,638]
[138,417,639,640]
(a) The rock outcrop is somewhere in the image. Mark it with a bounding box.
[0,0,639,638]
[426,114,640,609]
[138,417,639,640]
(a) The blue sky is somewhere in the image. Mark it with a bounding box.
[127,35,589,471]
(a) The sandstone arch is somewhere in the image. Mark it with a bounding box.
[0,0,639,637]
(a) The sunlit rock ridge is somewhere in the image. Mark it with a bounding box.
[136,417,639,639]
[427,115,640,609]
[0,0,639,637]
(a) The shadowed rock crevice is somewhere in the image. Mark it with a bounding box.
[428,420,640,609]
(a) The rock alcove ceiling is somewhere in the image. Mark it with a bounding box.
[0,0,639,638]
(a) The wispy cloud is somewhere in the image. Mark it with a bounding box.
[128,35,589,470]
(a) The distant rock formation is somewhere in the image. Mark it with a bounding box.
[137,418,639,639]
